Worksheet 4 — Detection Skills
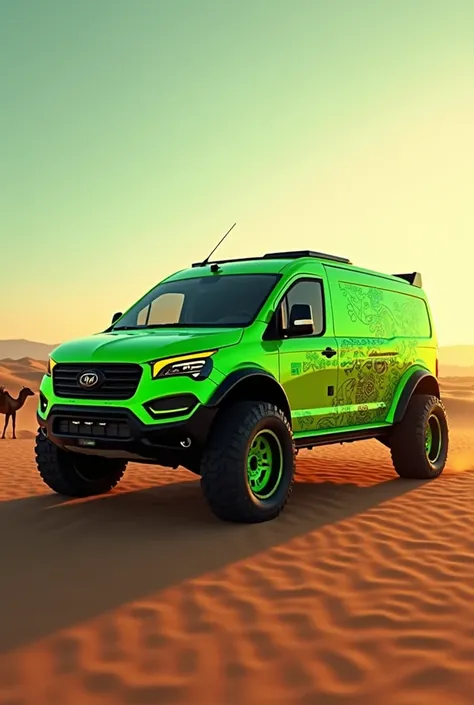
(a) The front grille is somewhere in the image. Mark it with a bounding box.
[52,363,142,400]
[53,416,131,439]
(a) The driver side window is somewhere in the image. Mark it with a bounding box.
[282,279,325,336]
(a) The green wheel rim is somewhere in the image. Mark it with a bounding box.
[246,429,283,500]
[425,413,442,463]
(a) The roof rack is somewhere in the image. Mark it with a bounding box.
[263,250,351,264]
[191,250,351,268]
[393,272,423,288]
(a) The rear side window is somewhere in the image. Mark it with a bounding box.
[334,281,431,338]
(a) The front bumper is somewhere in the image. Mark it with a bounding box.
[37,403,218,467]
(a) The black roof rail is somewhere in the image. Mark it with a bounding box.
[192,250,351,268]
[393,272,423,288]
[263,250,351,264]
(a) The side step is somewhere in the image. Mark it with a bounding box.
[295,426,389,451]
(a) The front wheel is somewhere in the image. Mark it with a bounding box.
[390,394,449,479]
[35,431,127,497]
[200,401,295,523]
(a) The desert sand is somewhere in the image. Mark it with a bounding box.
[0,371,473,704]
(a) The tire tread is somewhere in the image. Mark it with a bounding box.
[390,394,448,480]
[35,431,127,497]
[200,401,295,523]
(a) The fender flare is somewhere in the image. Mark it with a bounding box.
[208,367,291,420]
[392,369,440,424]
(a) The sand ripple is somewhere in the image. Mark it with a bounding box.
[0,429,473,704]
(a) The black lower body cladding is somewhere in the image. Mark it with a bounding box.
[36,403,218,469]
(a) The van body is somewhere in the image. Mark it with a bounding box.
[35,250,447,523]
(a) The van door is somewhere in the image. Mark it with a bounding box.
[324,264,430,429]
[277,277,339,434]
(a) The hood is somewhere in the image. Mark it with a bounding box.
[51,327,244,364]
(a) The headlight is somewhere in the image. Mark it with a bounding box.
[47,357,57,376]
[151,350,216,380]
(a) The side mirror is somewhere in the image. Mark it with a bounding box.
[287,303,314,336]
[111,311,123,325]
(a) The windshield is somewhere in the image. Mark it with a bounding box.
[113,273,279,329]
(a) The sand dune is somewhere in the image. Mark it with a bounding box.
[0,357,47,386]
[439,345,474,368]
[437,377,474,426]
[0,427,473,704]
[0,340,57,361]
[439,364,474,377]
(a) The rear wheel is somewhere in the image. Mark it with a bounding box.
[200,401,295,523]
[35,430,127,497]
[390,394,449,479]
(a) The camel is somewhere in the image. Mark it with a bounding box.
[0,387,35,439]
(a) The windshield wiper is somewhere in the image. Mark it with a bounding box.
[112,325,146,330]
[113,323,188,330]
[113,322,241,330]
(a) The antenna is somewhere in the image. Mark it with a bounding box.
[199,222,236,267]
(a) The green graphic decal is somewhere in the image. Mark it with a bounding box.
[334,338,416,426]
[338,282,431,339]
[294,335,433,433]
[284,346,339,432]
[290,362,302,376]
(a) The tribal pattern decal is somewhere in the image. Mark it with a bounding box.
[293,283,434,433]
[338,282,430,339]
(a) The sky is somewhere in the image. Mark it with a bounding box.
[1,0,473,345]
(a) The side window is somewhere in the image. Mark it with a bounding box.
[137,293,184,326]
[283,279,325,336]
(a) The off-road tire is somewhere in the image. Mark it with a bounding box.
[35,430,127,497]
[390,394,449,480]
[200,401,295,523]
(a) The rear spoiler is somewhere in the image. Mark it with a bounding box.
[393,272,423,288]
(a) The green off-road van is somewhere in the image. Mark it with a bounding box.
[36,249,448,523]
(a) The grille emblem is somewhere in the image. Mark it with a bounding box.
[78,371,101,389]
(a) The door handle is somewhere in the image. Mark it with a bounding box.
[321,347,337,358]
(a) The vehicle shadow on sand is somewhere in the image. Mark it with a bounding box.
[0,468,430,653]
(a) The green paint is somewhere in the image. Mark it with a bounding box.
[385,364,431,424]
[39,252,439,464]
[425,423,433,453]
[294,421,392,440]
[280,339,339,431]
[246,429,283,499]
[337,281,432,339]
[425,413,442,463]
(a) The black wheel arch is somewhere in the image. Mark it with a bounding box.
[393,369,441,424]
[208,368,292,426]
